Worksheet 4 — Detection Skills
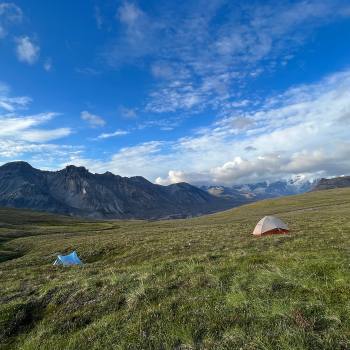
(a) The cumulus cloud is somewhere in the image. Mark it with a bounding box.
[155,170,186,185]
[211,148,350,184]
[155,170,211,186]
[81,111,106,127]
[15,36,40,64]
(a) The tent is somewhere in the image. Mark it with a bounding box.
[252,216,289,236]
[53,251,83,266]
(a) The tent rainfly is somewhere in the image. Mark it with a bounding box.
[252,216,289,236]
[53,251,83,266]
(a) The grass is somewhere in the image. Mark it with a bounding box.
[0,188,350,349]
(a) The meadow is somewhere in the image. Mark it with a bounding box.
[1,188,350,349]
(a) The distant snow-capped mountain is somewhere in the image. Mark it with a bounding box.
[202,177,316,202]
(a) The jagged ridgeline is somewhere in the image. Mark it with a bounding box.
[0,162,239,219]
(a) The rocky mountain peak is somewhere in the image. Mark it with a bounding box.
[64,165,89,173]
[0,161,236,219]
[0,161,34,172]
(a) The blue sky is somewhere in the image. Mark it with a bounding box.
[1,0,350,185]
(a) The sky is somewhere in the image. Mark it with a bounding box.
[1,0,350,185]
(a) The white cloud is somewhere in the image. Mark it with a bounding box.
[0,84,74,162]
[104,2,158,67]
[0,3,23,21]
[0,111,75,167]
[102,0,350,118]
[0,113,71,142]
[155,170,186,185]
[96,129,129,139]
[0,2,23,38]
[118,2,143,25]
[0,140,76,159]
[137,116,183,131]
[81,110,106,127]
[15,36,40,64]
[19,127,71,143]
[69,68,350,185]
[0,83,80,169]
[155,170,210,186]
[210,147,350,185]
[0,95,31,112]
[69,141,166,176]
[0,81,32,112]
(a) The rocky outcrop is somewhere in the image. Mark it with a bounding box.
[311,176,350,191]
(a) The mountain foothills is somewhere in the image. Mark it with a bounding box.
[0,161,236,219]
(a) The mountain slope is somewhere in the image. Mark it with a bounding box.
[1,188,350,349]
[0,161,236,219]
[312,175,350,191]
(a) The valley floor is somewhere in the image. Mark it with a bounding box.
[1,189,350,349]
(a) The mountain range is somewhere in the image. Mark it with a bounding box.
[0,161,348,220]
[201,175,315,202]
[0,161,237,219]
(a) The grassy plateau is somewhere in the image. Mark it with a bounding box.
[0,188,350,349]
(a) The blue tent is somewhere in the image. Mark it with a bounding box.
[53,251,83,266]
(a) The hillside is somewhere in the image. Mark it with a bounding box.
[0,161,236,219]
[312,175,350,191]
[1,188,350,349]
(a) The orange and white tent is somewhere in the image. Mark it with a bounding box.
[252,216,289,236]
